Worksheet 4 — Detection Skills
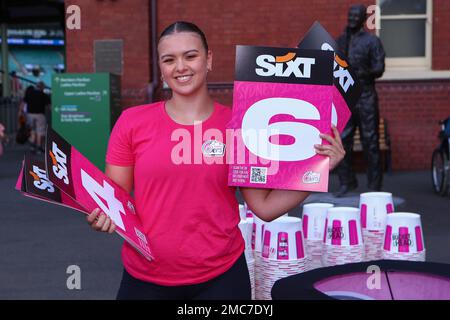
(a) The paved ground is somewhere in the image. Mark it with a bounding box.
[1,144,449,299]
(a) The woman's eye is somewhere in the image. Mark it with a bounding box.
[186,55,197,59]
[162,59,174,63]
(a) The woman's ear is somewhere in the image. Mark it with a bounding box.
[207,49,213,72]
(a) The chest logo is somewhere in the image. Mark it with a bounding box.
[202,140,225,157]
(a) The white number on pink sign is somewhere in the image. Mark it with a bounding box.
[81,169,126,230]
[241,97,322,161]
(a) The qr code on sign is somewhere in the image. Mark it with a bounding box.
[250,167,267,184]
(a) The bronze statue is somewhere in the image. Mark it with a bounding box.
[335,4,386,197]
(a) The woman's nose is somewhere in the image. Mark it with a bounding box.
[175,58,188,72]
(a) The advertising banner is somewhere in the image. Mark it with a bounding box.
[298,21,362,132]
[16,154,85,213]
[228,45,334,191]
[44,127,153,261]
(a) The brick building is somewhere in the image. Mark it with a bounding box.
[64,0,450,170]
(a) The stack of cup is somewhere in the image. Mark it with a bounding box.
[255,216,308,300]
[302,203,334,270]
[322,207,364,267]
[252,214,265,254]
[238,217,255,299]
[382,213,426,262]
[359,192,394,261]
[252,214,265,300]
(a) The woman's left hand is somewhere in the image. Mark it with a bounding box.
[314,125,345,171]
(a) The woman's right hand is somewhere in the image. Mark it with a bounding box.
[87,208,116,234]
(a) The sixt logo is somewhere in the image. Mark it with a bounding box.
[321,42,355,93]
[255,52,316,78]
[49,142,69,185]
[30,165,55,192]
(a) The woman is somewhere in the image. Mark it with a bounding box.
[87,21,345,300]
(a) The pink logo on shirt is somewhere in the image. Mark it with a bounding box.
[202,140,226,157]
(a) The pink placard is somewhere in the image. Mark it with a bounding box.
[15,161,24,191]
[228,81,332,192]
[45,127,154,261]
[332,87,351,133]
[228,45,334,192]
[17,154,86,213]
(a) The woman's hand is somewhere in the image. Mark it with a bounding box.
[314,125,345,171]
[86,208,116,234]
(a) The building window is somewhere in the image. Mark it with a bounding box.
[377,0,432,69]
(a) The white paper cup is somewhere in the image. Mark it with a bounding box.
[359,192,394,231]
[261,216,305,260]
[239,218,253,250]
[239,204,246,221]
[302,203,334,240]
[324,207,363,246]
[252,215,265,252]
[383,212,425,254]
[251,213,287,252]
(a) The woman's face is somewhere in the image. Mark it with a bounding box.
[158,32,212,97]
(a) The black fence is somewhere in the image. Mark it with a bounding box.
[0,96,21,136]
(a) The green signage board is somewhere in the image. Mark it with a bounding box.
[51,73,121,171]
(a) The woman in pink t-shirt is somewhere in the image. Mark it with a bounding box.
[87,21,345,300]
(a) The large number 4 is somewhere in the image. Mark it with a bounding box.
[81,169,126,230]
[241,97,322,161]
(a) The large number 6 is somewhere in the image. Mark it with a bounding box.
[81,169,126,230]
[241,97,321,161]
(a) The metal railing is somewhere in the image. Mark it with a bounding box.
[0,96,21,136]
[0,70,52,139]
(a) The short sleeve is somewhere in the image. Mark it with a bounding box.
[106,111,134,166]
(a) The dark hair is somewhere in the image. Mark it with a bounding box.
[349,4,367,21]
[159,21,209,52]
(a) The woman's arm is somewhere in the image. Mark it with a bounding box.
[241,125,345,222]
[240,188,310,222]
[105,164,134,193]
[86,164,134,233]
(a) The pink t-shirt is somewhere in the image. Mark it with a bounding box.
[106,101,244,286]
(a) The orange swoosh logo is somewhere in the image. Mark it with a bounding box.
[335,54,348,68]
[276,52,296,63]
[49,150,57,166]
[29,171,40,182]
